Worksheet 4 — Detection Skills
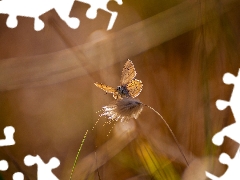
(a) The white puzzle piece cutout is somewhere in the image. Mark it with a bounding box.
[0,0,79,31]
[0,0,122,31]
[0,160,8,171]
[0,160,24,180]
[206,69,240,179]
[12,172,24,180]
[0,126,15,146]
[24,155,60,180]
[216,71,240,122]
[206,148,240,180]
[76,0,123,30]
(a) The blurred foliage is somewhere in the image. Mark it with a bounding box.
[136,140,180,180]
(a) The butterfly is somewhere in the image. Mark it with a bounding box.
[94,59,143,99]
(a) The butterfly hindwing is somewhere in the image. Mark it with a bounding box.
[113,92,121,99]
[120,59,137,85]
[126,79,143,98]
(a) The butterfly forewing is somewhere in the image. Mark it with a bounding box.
[120,59,137,85]
[126,79,143,98]
[94,82,120,99]
[94,82,116,94]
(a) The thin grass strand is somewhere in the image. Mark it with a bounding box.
[143,104,189,166]
[69,130,89,180]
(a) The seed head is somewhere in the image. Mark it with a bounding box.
[100,98,143,122]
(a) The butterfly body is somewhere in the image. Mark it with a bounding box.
[94,59,143,99]
[116,85,129,98]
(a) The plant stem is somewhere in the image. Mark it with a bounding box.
[69,130,88,180]
[143,104,189,166]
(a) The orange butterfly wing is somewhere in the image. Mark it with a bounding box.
[95,59,143,99]
[126,79,143,98]
[94,82,119,99]
[120,59,137,85]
